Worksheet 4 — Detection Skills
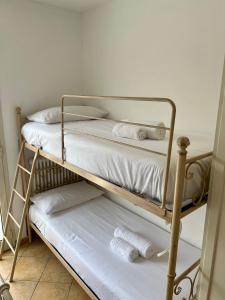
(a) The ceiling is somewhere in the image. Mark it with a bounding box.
[33,0,109,12]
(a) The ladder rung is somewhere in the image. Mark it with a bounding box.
[13,189,26,203]
[3,235,15,254]
[18,164,31,175]
[8,213,21,229]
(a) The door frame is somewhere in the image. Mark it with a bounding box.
[198,57,225,299]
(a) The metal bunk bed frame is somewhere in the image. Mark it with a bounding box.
[3,95,213,299]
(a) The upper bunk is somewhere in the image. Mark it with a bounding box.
[16,95,213,222]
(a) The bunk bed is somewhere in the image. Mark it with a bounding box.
[6,96,214,299]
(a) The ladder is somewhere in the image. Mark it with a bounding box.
[0,142,39,282]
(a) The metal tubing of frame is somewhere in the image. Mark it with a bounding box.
[63,128,167,157]
[61,97,65,162]
[161,104,176,209]
[62,94,175,105]
[166,136,190,300]
[62,112,170,130]
[174,259,200,286]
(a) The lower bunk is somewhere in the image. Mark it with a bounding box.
[28,190,200,300]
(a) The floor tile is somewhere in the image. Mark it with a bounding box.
[20,238,52,258]
[13,256,49,281]
[0,255,19,280]
[9,281,37,300]
[0,240,31,257]
[18,241,32,256]
[68,281,91,300]
[1,238,91,299]
[31,282,70,300]
[40,257,72,284]
[2,249,14,257]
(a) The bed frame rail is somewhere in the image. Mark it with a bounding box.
[60,95,176,211]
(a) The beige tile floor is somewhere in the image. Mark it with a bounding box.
[0,237,91,300]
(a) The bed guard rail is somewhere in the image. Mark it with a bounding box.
[60,95,176,211]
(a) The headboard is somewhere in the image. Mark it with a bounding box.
[31,157,82,195]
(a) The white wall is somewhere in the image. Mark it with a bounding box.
[82,0,225,134]
[0,0,82,182]
[81,0,225,247]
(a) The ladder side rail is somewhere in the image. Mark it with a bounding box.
[0,142,25,258]
[8,150,39,282]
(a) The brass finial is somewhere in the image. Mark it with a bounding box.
[177,136,190,151]
[16,107,21,114]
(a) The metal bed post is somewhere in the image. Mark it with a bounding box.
[161,101,176,211]
[16,107,23,148]
[16,107,32,243]
[61,97,65,163]
[166,136,190,300]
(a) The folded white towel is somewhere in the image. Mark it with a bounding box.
[145,121,166,140]
[112,123,147,140]
[114,226,155,259]
[110,237,139,262]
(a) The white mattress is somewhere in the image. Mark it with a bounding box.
[29,196,201,300]
[22,120,213,204]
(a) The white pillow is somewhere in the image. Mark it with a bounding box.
[28,106,108,124]
[30,181,104,214]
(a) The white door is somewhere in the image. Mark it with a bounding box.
[198,58,225,299]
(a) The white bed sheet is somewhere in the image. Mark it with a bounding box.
[29,196,201,300]
[22,120,213,204]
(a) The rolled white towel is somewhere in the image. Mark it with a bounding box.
[145,121,166,140]
[110,237,139,262]
[112,123,147,140]
[114,226,155,259]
